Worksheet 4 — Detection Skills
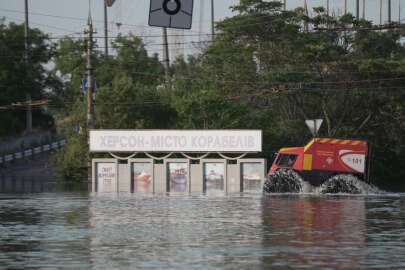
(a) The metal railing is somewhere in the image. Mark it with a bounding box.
[0,139,67,165]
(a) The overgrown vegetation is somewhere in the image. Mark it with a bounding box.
[2,1,405,190]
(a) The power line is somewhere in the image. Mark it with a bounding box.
[94,64,405,88]
[0,7,207,35]
[1,15,82,35]
[314,23,405,32]
[45,33,217,39]
[4,8,405,44]
[2,84,404,111]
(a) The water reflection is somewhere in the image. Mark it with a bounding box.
[261,196,366,269]
[365,197,405,267]
[0,193,91,269]
[0,176,48,193]
[88,193,264,269]
[0,183,404,269]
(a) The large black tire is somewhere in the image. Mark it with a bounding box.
[319,174,362,194]
[263,169,302,193]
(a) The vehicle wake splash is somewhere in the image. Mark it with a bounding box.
[263,169,382,195]
[316,174,381,194]
[263,169,303,193]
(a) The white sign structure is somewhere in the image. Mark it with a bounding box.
[90,130,262,153]
[149,0,194,29]
[305,119,323,136]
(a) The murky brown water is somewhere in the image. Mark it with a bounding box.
[0,178,405,269]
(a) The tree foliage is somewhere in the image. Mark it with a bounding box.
[14,1,405,189]
[0,20,58,136]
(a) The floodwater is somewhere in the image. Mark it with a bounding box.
[0,179,405,269]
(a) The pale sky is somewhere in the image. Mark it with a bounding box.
[0,0,401,61]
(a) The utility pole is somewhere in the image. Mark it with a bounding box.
[326,0,330,29]
[103,0,116,56]
[380,0,382,25]
[211,0,215,36]
[303,0,308,32]
[86,13,95,132]
[104,0,108,56]
[356,0,359,20]
[388,0,391,23]
[399,0,401,24]
[344,0,347,15]
[24,0,32,132]
[199,0,205,40]
[86,9,95,181]
[283,0,286,11]
[162,27,169,76]
[362,0,365,19]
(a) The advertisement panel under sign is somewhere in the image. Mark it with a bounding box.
[90,130,262,152]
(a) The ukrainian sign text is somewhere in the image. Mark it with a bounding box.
[90,130,262,152]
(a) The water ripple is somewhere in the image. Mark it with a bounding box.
[0,192,404,269]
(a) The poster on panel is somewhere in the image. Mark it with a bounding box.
[168,162,188,192]
[241,163,262,191]
[97,162,117,192]
[132,162,153,193]
[203,163,225,193]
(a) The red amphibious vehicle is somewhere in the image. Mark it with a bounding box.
[264,137,371,192]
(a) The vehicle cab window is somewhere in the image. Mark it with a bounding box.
[276,154,298,168]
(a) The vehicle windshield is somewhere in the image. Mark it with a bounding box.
[276,154,298,168]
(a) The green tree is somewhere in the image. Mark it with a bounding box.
[52,1,405,189]
[53,34,175,179]
[0,20,58,136]
[170,0,405,188]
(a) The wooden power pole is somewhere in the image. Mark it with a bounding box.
[162,27,169,76]
[86,9,95,181]
[211,0,215,36]
[24,0,32,132]
[86,13,95,132]
[104,0,108,56]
